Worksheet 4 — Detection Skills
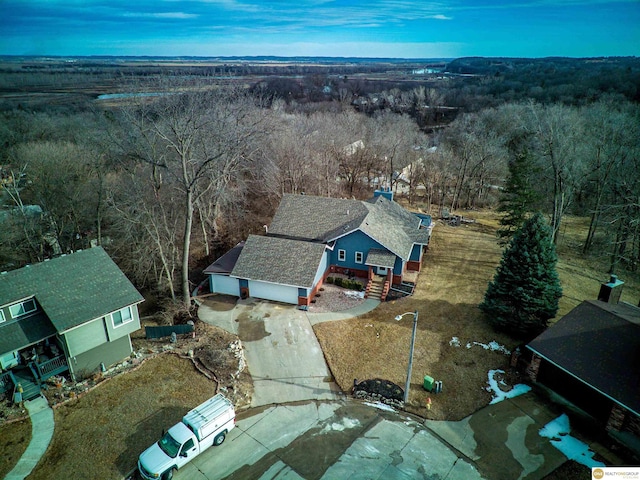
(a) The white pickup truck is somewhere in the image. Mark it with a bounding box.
[138,394,236,480]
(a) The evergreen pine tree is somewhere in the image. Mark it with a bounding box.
[497,149,540,244]
[480,213,562,339]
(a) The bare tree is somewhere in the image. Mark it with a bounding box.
[581,99,639,254]
[527,102,588,244]
[119,84,270,305]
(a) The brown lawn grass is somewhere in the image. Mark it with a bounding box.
[314,208,640,422]
[0,417,31,478]
[29,355,217,480]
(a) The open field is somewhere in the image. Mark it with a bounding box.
[314,207,640,422]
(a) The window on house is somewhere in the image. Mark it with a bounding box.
[0,310,5,323]
[112,306,133,327]
[355,252,364,264]
[9,298,37,319]
[338,249,346,262]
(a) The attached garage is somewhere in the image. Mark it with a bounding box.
[230,235,328,306]
[210,275,240,297]
[247,280,299,304]
[204,242,245,297]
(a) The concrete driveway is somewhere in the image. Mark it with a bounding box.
[196,296,598,480]
[176,400,485,480]
[198,297,379,407]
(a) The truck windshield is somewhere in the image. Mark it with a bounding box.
[158,432,181,458]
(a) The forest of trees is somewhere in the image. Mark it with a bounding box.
[0,57,639,305]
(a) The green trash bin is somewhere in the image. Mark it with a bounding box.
[423,375,434,392]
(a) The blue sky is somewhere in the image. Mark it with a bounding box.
[1,0,638,58]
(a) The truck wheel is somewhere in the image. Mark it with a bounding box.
[213,431,226,446]
[163,468,176,480]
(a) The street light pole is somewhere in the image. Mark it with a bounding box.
[395,310,418,404]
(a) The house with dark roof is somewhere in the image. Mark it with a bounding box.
[525,277,640,454]
[204,189,432,306]
[0,247,144,399]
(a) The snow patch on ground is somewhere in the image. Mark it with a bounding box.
[320,416,361,434]
[364,401,397,413]
[486,369,531,404]
[539,414,605,468]
[448,337,510,355]
[468,341,511,355]
[344,290,365,299]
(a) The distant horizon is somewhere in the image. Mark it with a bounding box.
[1,54,637,62]
[1,1,638,58]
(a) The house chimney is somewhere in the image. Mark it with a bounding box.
[598,275,624,304]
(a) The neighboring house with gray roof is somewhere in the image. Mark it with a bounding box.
[204,189,432,306]
[0,247,144,398]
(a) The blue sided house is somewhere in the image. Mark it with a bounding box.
[204,189,432,306]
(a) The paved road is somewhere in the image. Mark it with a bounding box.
[175,400,484,480]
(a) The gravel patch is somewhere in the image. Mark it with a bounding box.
[307,283,366,313]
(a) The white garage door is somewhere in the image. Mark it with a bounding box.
[210,274,240,296]
[248,280,299,304]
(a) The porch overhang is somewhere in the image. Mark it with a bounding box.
[365,249,396,269]
[0,312,57,357]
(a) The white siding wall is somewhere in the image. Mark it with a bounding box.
[248,281,299,304]
[210,275,240,296]
[312,250,330,287]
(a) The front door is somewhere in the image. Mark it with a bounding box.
[376,266,388,276]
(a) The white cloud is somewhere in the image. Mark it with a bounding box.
[123,12,199,19]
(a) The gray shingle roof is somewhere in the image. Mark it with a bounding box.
[0,247,144,333]
[360,196,425,260]
[365,249,396,268]
[527,300,640,414]
[268,194,369,242]
[203,242,245,274]
[231,235,326,288]
[268,194,429,262]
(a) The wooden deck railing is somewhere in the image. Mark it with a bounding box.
[34,355,69,380]
[0,370,16,393]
